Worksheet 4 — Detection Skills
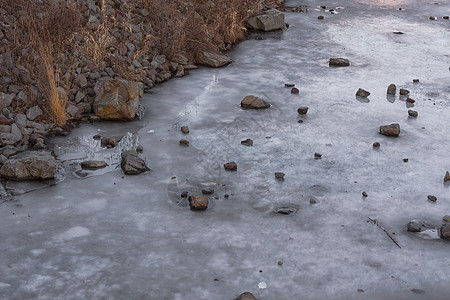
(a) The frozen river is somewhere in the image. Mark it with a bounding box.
[1,0,450,299]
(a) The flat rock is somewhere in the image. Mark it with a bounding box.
[407,221,422,232]
[400,88,410,95]
[245,9,285,32]
[121,150,149,175]
[196,51,232,68]
[356,88,370,97]
[224,161,237,171]
[179,139,189,146]
[181,126,190,134]
[427,195,437,202]
[387,84,396,95]
[26,106,43,121]
[201,187,214,195]
[188,195,208,211]
[379,123,400,137]
[241,95,270,109]
[0,151,57,180]
[329,58,350,67]
[81,160,108,170]
[408,110,418,117]
[440,223,450,240]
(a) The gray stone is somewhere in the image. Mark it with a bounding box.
[26,106,43,121]
[440,223,450,240]
[379,123,400,137]
[387,84,396,95]
[241,95,270,109]
[81,160,108,170]
[407,221,421,232]
[67,105,79,117]
[408,110,418,117]
[0,123,23,146]
[329,58,350,67]
[14,114,27,128]
[188,195,208,211]
[241,138,253,146]
[75,91,86,103]
[427,195,437,202]
[196,51,232,68]
[0,151,57,180]
[93,78,143,121]
[356,88,370,97]
[121,150,150,175]
[202,187,214,195]
[245,9,285,32]
[0,92,14,107]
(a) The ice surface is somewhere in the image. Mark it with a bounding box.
[1,0,450,299]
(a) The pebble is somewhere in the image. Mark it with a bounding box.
[275,172,285,180]
[181,126,190,134]
[318,15,324,19]
[236,292,257,300]
[403,158,408,162]
[181,191,188,198]
[356,88,370,97]
[285,83,295,87]
[278,261,283,266]
[406,97,415,103]
[408,110,418,117]
[387,84,396,95]
[224,161,237,171]
[429,16,437,20]
[379,123,400,137]
[202,188,214,195]
[136,145,144,152]
[427,195,437,202]
[329,58,350,67]
[444,16,449,20]
[413,79,420,83]
[179,139,189,146]
[444,171,450,182]
[188,195,208,211]
[241,138,253,146]
[297,107,309,115]
[399,88,409,95]
[362,191,368,197]
[373,142,380,148]
[298,119,304,123]
[291,87,299,94]
[314,152,322,159]
[407,221,421,232]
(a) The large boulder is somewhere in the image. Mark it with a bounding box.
[196,51,232,68]
[121,150,149,175]
[0,151,57,180]
[93,78,143,121]
[245,9,285,31]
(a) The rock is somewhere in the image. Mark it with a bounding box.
[179,139,189,146]
[245,9,285,32]
[278,261,283,266]
[188,195,208,211]
[121,150,149,175]
[297,107,308,115]
[26,106,43,121]
[81,161,108,170]
[406,97,415,104]
[314,152,322,159]
[202,187,214,195]
[356,88,370,97]
[440,223,450,240]
[0,116,13,125]
[136,145,144,152]
[407,221,422,232]
[408,110,418,117]
[387,84,396,95]
[379,123,400,137]
[429,16,437,20]
[241,95,270,109]
[403,158,409,163]
[241,138,253,146]
[291,87,299,94]
[93,78,143,121]
[236,292,257,300]
[0,92,14,107]
[444,16,449,20]
[181,191,188,198]
[224,161,237,171]
[329,58,350,67]
[101,137,117,148]
[318,15,324,19]
[67,104,79,117]
[0,123,23,146]
[181,126,190,134]
[399,88,409,95]
[310,197,319,204]
[427,195,437,202]
[443,215,450,222]
[196,51,232,68]
[285,83,295,87]
[297,119,303,123]
[362,191,368,197]
[0,151,57,180]
[275,172,285,180]
[444,171,450,182]
[411,289,425,294]
[413,79,420,83]
[373,142,380,148]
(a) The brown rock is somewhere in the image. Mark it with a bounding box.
[314,152,322,159]
[329,58,350,67]
[81,160,108,170]
[406,97,415,103]
[362,191,368,197]
[0,151,57,180]
[241,139,253,146]
[188,195,208,211]
[427,195,437,202]
[379,123,400,137]
[297,107,308,115]
[285,83,295,87]
[179,139,189,146]
[291,87,299,94]
[181,126,189,134]
[356,88,370,97]
[444,171,450,182]
[196,51,232,68]
[373,142,380,148]
[400,88,409,95]
[441,223,450,240]
[241,95,270,109]
[224,161,237,171]
[236,292,257,300]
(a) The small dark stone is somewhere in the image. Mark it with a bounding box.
[407,221,421,232]
[362,191,368,197]
[393,31,404,34]
[297,119,304,123]
[427,195,437,202]
[297,107,308,115]
[413,79,420,83]
[408,110,418,117]
[406,97,415,103]
[399,88,410,95]
[241,138,253,146]
[275,172,285,180]
[224,194,229,199]
[81,160,108,170]
[373,142,380,148]
[285,83,295,87]
[356,88,370,97]
[318,15,324,20]
[181,191,188,198]
[291,87,299,94]
[429,16,437,20]
[310,197,319,204]
[179,139,189,146]
[379,123,400,137]
[441,223,450,240]
[329,58,350,67]
[224,161,237,171]
[444,171,450,182]
[136,145,144,152]
[444,16,449,20]
[411,289,425,294]
[314,152,322,159]
[181,126,190,134]
[278,261,283,266]
[387,84,396,95]
[101,137,117,148]
[403,158,408,162]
